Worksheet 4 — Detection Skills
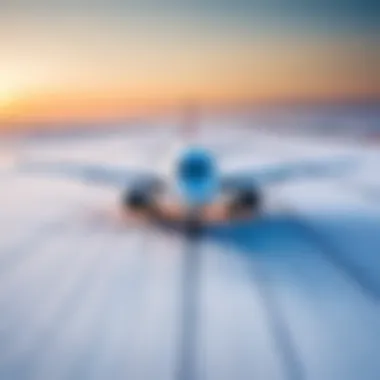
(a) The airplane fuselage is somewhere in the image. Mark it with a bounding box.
[123,145,260,222]
[174,147,220,208]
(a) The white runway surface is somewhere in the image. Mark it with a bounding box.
[1,114,380,380]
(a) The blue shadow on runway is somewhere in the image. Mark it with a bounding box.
[200,213,380,301]
[200,213,380,380]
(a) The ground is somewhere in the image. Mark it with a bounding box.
[0,111,380,380]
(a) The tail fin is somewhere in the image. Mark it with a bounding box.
[181,102,200,144]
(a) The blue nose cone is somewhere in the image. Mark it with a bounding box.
[176,147,218,206]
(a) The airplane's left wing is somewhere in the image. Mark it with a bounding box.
[16,159,160,189]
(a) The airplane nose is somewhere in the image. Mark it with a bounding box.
[176,148,218,206]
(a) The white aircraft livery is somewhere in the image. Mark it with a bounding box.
[18,141,353,224]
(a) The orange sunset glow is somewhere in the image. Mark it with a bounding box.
[0,3,379,127]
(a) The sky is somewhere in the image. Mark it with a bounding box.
[0,0,379,124]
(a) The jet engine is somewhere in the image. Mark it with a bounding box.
[227,186,262,217]
[121,179,162,215]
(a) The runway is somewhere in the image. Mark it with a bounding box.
[1,113,380,380]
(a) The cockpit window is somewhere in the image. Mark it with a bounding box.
[181,159,209,179]
[177,151,214,181]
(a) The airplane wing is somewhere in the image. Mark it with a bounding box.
[221,156,357,190]
[16,159,160,189]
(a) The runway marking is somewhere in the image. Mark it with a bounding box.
[42,233,141,380]
[0,218,71,284]
[248,262,306,380]
[288,213,380,302]
[176,222,203,380]
[0,229,112,379]
[223,233,307,380]
[0,224,90,338]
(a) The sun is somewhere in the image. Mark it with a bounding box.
[0,89,16,108]
[0,87,21,119]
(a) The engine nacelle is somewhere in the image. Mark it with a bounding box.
[121,179,162,215]
[123,189,152,211]
[227,187,262,217]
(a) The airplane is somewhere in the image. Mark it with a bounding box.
[17,140,355,227]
